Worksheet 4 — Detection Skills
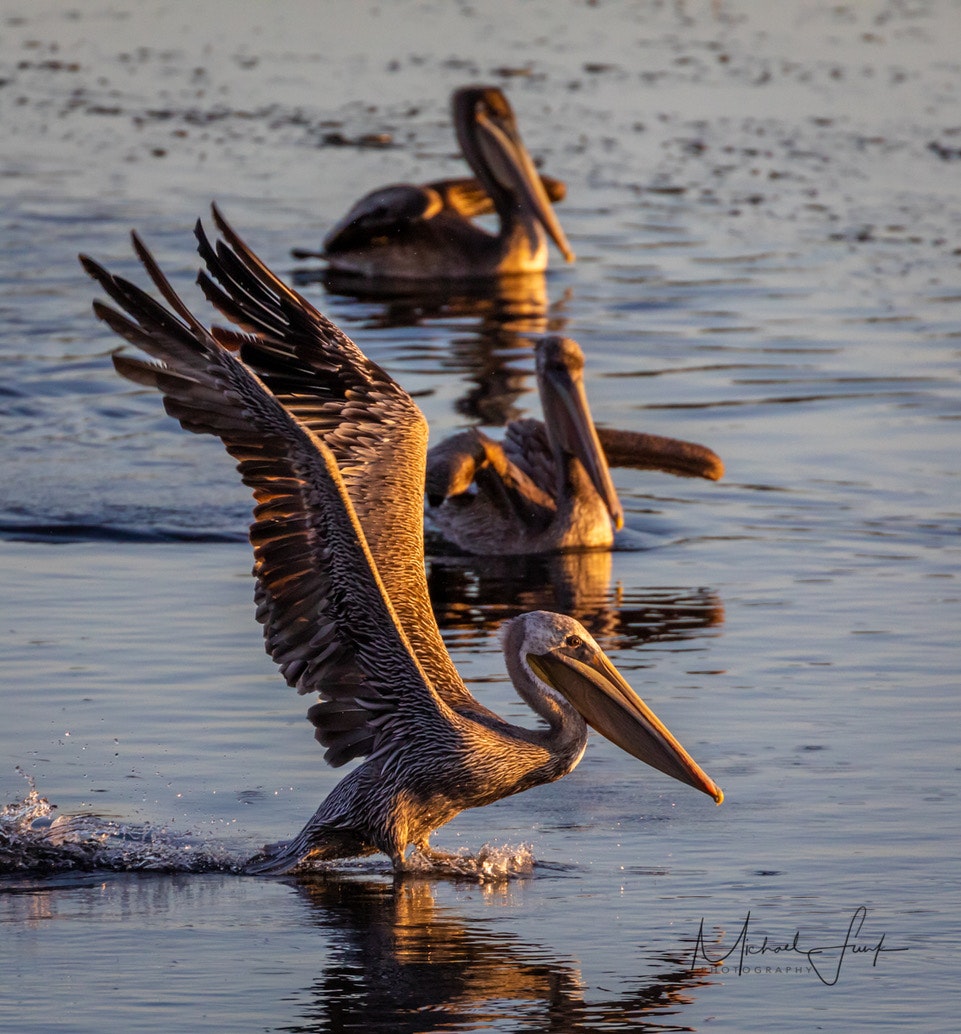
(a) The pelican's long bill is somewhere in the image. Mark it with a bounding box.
[539,345,624,531]
[527,649,723,803]
[464,99,575,264]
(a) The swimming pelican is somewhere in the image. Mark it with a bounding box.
[315,85,575,279]
[80,207,721,875]
[425,336,725,554]
[296,173,566,262]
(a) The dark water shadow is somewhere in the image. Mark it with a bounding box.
[278,873,714,1033]
[0,518,246,545]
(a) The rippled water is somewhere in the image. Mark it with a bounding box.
[1,1,959,1031]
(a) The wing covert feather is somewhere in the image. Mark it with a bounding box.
[195,209,485,715]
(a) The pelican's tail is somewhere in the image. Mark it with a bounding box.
[243,838,308,876]
[243,823,375,876]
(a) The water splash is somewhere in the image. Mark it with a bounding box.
[1,773,535,882]
[0,771,242,876]
[253,841,537,882]
[402,843,536,881]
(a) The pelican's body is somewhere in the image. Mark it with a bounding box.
[315,86,574,280]
[426,337,724,555]
[81,208,721,875]
[302,172,565,258]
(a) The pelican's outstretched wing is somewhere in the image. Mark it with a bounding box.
[196,207,495,721]
[80,215,489,766]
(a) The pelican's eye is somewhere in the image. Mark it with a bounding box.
[564,634,582,649]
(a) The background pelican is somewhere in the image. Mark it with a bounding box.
[296,172,566,259]
[315,85,575,279]
[425,336,725,554]
[80,207,721,875]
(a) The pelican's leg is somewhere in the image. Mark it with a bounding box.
[411,837,461,865]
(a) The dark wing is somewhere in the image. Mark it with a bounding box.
[322,184,444,255]
[426,426,555,523]
[595,426,725,481]
[503,417,557,489]
[80,219,482,766]
[505,419,724,485]
[189,206,492,721]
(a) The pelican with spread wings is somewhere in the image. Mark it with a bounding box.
[81,208,721,874]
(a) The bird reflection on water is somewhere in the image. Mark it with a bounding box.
[286,875,716,1034]
[428,551,725,648]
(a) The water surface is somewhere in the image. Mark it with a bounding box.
[1,1,958,1031]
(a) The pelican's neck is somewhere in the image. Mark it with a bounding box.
[500,623,589,773]
[468,164,547,272]
[453,98,547,270]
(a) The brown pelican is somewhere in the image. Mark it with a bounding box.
[80,207,721,875]
[296,173,566,260]
[425,336,725,554]
[314,85,575,279]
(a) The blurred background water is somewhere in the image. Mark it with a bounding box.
[1,1,958,1031]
